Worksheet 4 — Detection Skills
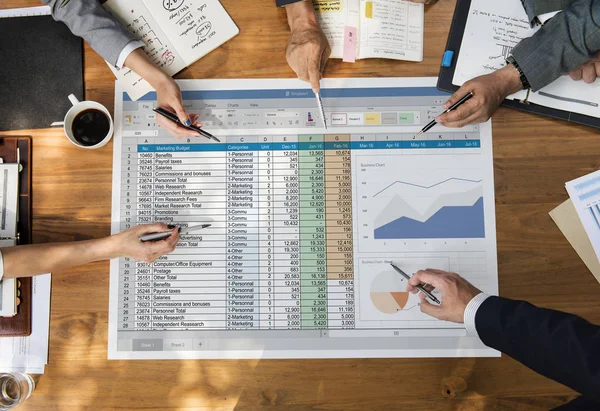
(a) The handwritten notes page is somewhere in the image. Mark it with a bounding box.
[314,0,360,58]
[453,0,600,117]
[452,0,531,101]
[105,0,186,101]
[142,0,239,65]
[313,0,422,61]
[104,0,238,101]
[358,0,423,62]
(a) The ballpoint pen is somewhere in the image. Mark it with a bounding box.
[139,224,211,243]
[415,92,474,137]
[315,90,328,129]
[390,263,441,305]
[152,108,221,142]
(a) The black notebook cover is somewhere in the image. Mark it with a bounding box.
[0,14,83,131]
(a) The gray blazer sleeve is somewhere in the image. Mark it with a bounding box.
[512,0,600,91]
[42,0,136,66]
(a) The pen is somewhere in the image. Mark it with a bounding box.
[415,92,474,137]
[139,224,211,243]
[315,91,328,129]
[152,108,220,142]
[390,263,441,305]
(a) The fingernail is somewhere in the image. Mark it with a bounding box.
[185,119,191,126]
[167,224,176,229]
[177,227,181,233]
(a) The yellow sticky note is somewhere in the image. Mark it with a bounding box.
[364,113,380,125]
[365,1,373,18]
[313,0,342,13]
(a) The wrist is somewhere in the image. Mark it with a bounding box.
[97,235,123,260]
[495,64,524,96]
[285,1,318,30]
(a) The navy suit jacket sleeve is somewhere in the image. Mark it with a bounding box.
[276,0,303,6]
[475,296,600,400]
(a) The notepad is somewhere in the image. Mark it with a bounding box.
[0,164,19,318]
[104,0,239,101]
[453,0,600,118]
[314,0,424,62]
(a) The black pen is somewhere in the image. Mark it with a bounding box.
[153,107,220,142]
[139,224,211,242]
[390,263,441,305]
[415,92,474,137]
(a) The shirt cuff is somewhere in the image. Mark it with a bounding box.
[0,249,4,281]
[464,293,491,337]
[115,40,145,70]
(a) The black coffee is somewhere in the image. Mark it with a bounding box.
[72,109,110,146]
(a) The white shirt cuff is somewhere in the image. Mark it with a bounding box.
[0,249,4,281]
[115,40,145,70]
[464,292,491,337]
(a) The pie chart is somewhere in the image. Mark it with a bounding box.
[370,270,410,314]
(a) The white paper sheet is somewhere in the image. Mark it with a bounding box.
[108,77,499,359]
[0,274,51,374]
[566,171,600,262]
[453,0,600,117]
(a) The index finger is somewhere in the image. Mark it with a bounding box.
[308,58,321,93]
[408,270,446,290]
[436,100,476,125]
[157,116,201,139]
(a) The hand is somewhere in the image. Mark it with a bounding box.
[436,65,523,128]
[110,223,179,263]
[406,269,482,323]
[155,76,203,139]
[285,1,331,92]
[569,51,600,83]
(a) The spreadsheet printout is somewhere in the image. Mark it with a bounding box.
[109,78,499,359]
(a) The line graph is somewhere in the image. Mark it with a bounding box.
[356,155,487,247]
[373,178,482,198]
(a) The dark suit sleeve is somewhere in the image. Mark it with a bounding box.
[276,0,304,6]
[511,0,600,91]
[475,296,600,400]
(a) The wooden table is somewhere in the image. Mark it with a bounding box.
[2,0,600,409]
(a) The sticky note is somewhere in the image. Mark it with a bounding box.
[343,26,357,63]
[313,0,342,13]
[365,1,373,18]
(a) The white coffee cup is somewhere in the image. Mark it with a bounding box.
[52,94,114,149]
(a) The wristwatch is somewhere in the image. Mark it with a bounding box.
[506,55,531,90]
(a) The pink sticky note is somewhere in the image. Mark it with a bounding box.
[343,26,357,63]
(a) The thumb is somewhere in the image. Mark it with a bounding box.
[419,299,442,319]
[171,99,191,126]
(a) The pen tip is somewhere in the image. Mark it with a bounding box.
[415,131,423,137]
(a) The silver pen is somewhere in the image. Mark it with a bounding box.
[139,224,211,242]
[315,91,328,129]
[390,263,441,305]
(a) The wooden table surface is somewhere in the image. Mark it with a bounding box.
[2,0,600,410]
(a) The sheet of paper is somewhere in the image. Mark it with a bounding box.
[452,0,531,101]
[104,0,187,101]
[550,199,600,285]
[357,0,423,62]
[0,274,51,374]
[109,77,499,359]
[566,171,600,262]
[313,0,360,59]
[453,0,600,117]
[141,0,239,66]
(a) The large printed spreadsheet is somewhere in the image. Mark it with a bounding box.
[109,78,499,359]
